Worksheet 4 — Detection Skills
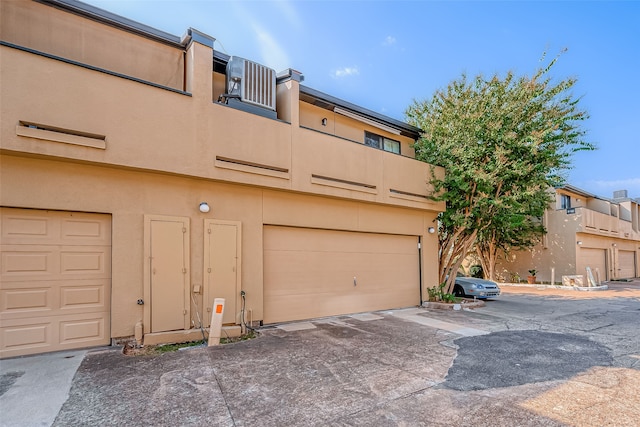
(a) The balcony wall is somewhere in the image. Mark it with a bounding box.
[0,0,185,90]
[291,128,444,210]
[574,207,639,241]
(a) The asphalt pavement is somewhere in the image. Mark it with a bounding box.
[1,281,639,426]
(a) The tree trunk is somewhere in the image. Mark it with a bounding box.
[438,229,478,294]
[477,238,498,281]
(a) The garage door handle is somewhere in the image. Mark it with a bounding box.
[353,277,357,287]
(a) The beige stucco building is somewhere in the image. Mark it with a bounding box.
[496,185,640,285]
[0,0,445,358]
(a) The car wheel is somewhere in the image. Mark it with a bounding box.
[453,285,465,297]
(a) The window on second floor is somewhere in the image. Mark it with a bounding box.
[364,131,400,154]
[560,194,571,210]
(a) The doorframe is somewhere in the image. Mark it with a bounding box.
[143,214,191,334]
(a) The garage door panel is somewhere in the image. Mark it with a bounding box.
[59,315,107,344]
[1,247,59,279]
[1,210,110,246]
[264,226,419,324]
[265,252,414,295]
[1,213,58,244]
[265,227,415,254]
[1,279,109,320]
[1,245,110,282]
[60,247,110,276]
[1,287,52,312]
[0,320,51,352]
[61,217,109,243]
[0,208,111,358]
[0,312,109,358]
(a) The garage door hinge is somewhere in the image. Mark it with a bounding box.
[183,268,187,273]
[207,228,211,234]
[182,227,187,233]
[183,309,187,315]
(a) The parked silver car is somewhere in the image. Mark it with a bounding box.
[454,273,501,299]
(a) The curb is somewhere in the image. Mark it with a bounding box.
[423,299,485,310]
[499,283,609,291]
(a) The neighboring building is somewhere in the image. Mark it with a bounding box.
[0,0,444,358]
[496,185,640,284]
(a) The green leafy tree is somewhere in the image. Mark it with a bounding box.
[406,51,594,292]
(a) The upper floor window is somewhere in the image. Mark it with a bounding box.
[364,131,400,154]
[560,194,571,210]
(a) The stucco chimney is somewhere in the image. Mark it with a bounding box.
[613,189,628,199]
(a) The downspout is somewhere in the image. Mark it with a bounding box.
[418,236,423,304]
[183,50,187,92]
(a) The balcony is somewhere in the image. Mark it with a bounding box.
[292,127,444,210]
[570,207,639,240]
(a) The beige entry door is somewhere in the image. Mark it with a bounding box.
[145,216,190,333]
[618,250,636,279]
[263,226,420,324]
[0,208,111,359]
[204,220,241,326]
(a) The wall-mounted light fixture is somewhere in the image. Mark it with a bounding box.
[428,226,436,234]
[611,243,617,247]
[577,241,583,245]
[199,202,210,213]
[321,118,327,126]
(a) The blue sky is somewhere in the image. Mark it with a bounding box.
[84,0,640,198]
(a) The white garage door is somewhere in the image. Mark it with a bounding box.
[580,248,607,282]
[263,226,419,324]
[618,250,636,279]
[1,208,111,358]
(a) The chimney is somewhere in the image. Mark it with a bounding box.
[613,189,628,199]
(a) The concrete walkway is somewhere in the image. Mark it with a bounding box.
[0,350,86,427]
[2,282,638,426]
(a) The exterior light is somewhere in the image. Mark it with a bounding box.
[199,202,210,213]
[612,243,617,247]
[577,241,582,245]
[428,227,436,234]
[321,118,327,126]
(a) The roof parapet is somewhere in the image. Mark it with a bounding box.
[182,28,215,49]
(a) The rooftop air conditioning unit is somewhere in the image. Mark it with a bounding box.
[226,56,276,112]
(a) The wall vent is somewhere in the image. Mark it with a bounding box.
[226,56,276,111]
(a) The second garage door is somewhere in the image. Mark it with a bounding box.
[263,226,419,324]
[580,248,608,282]
[618,250,636,279]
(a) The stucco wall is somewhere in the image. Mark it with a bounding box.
[0,0,185,89]
[0,154,439,337]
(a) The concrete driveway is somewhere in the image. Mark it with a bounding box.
[2,281,640,426]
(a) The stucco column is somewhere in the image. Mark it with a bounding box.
[183,28,215,101]
[276,69,303,127]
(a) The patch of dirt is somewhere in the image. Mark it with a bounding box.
[122,342,167,357]
[122,331,259,356]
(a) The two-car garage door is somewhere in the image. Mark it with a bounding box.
[263,226,420,324]
[1,208,111,359]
